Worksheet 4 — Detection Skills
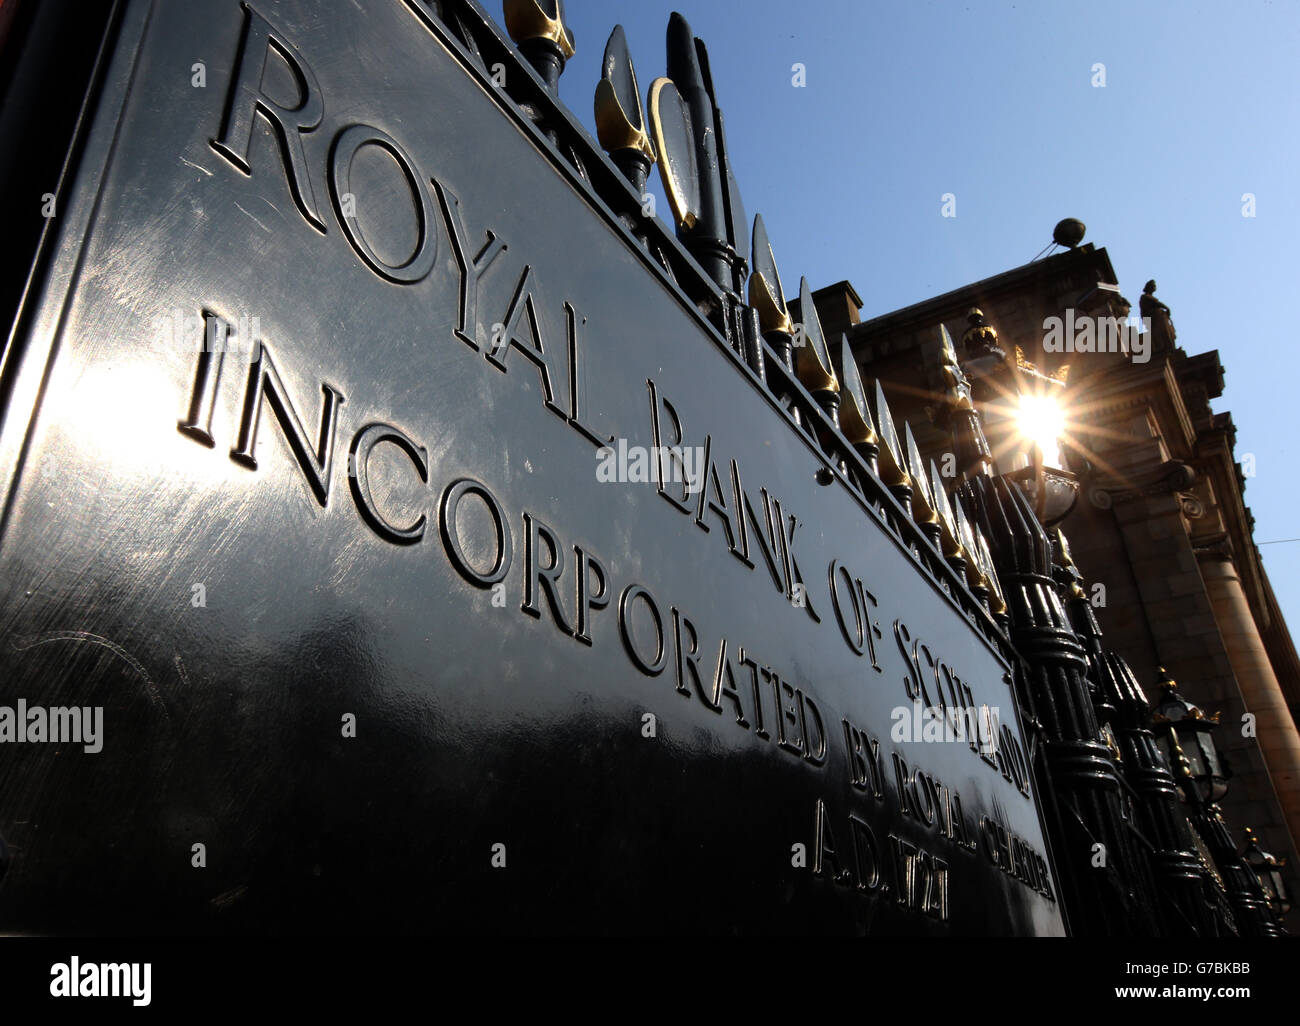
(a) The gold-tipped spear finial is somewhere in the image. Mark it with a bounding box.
[748,214,793,336]
[951,498,986,592]
[594,25,655,190]
[504,0,576,60]
[649,12,747,292]
[836,337,879,463]
[872,379,909,493]
[647,77,700,232]
[935,323,995,479]
[938,324,974,411]
[929,459,964,564]
[905,423,940,540]
[793,277,839,397]
[973,527,1008,618]
[1054,528,1088,601]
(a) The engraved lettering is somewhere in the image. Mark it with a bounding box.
[212,2,325,229]
[930,856,950,919]
[949,791,976,851]
[738,649,769,739]
[229,341,344,507]
[891,752,915,818]
[777,679,804,756]
[798,689,827,766]
[439,478,513,586]
[349,422,429,544]
[740,483,784,592]
[981,816,1001,868]
[911,769,937,827]
[858,581,884,671]
[178,310,229,446]
[848,814,882,892]
[761,667,783,746]
[646,381,693,514]
[843,719,884,798]
[694,437,740,556]
[888,833,918,908]
[777,503,821,624]
[329,124,438,283]
[830,560,865,656]
[726,460,756,570]
[433,178,506,351]
[573,545,609,646]
[813,799,852,886]
[522,511,573,634]
[894,619,918,701]
[564,302,614,447]
[671,607,702,699]
[707,638,748,725]
[618,583,667,676]
[485,266,567,421]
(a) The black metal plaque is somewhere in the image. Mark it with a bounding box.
[0,0,1064,935]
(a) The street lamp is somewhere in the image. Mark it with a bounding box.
[1006,386,1078,527]
[1016,392,1065,469]
[1151,668,1230,804]
[956,309,1079,526]
[1161,718,1283,936]
[1242,827,1292,916]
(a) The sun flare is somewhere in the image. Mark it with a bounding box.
[1016,393,1065,468]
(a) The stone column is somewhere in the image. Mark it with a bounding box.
[1196,546,1300,855]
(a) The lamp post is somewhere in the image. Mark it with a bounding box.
[1151,674,1282,936]
[938,315,1164,935]
[955,309,1079,526]
[1242,827,1292,926]
[1151,670,1230,805]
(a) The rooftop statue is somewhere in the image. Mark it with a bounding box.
[1140,279,1177,351]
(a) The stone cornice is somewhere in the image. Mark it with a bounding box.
[848,245,1117,342]
[1175,349,1226,402]
[1085,459,1198,510]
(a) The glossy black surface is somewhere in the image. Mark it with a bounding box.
[0,0,1063,934]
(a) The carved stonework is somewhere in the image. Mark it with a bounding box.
[961,307,1003,360]
[1193,535,1234,563]
[1085,459,1196,510]
[1178,492,1206,520]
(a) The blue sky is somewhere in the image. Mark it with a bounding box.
[549,0,1300,633]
